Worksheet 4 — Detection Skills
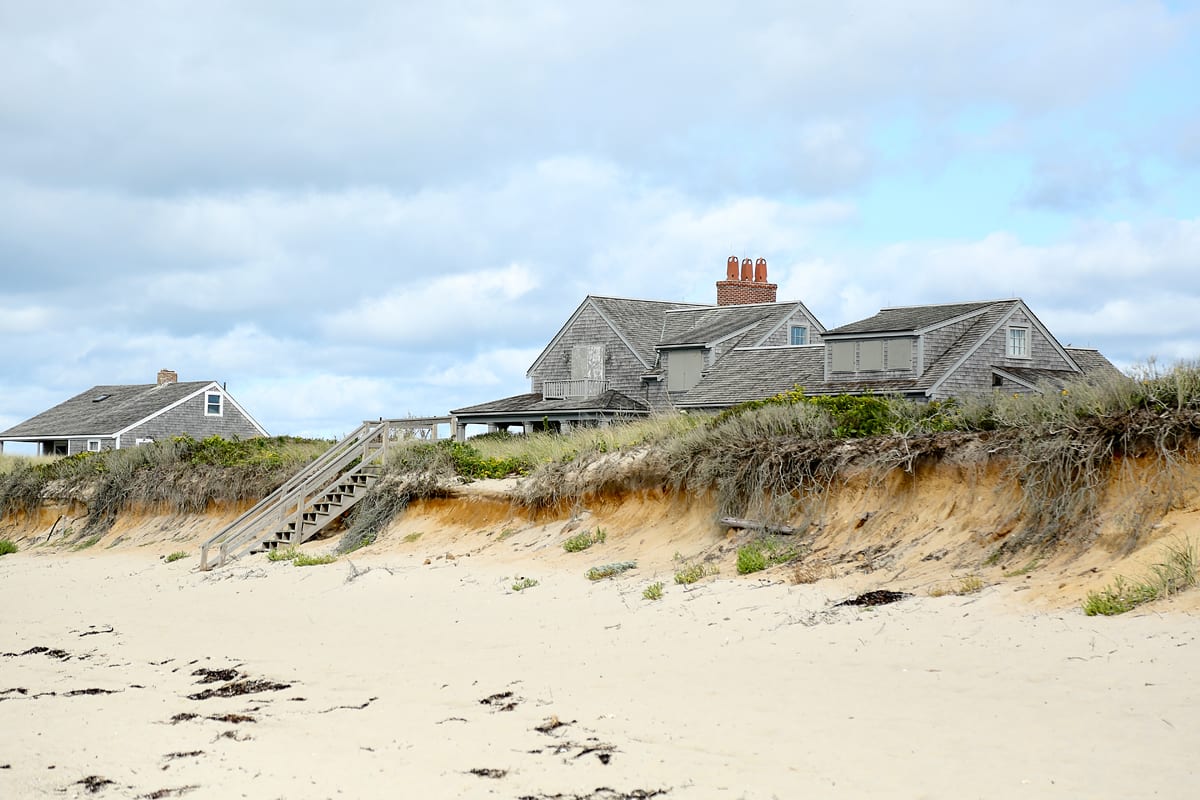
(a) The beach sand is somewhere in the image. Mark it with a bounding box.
[3,516,1199,800]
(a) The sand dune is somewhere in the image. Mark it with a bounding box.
[3,511,1199,799]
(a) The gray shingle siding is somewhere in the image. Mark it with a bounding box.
[921,313,990,372]
[117,390,262,448]
[932,309,1075,399]
[68,437,116,456]
[529,303,665,408]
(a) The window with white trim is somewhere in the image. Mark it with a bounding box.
[1006,326,1030,359]
[87,439,101,452]
[205,392,223,416]
[790,325,808,346]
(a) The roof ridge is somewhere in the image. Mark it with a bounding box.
[878,298,1018,311]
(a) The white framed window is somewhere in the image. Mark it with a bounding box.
[1006,326,1030,359]
[790,326,807,346]
[87,439,101,452]
[205,392,223,416]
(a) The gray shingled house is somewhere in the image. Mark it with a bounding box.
[450,257,825,435]
[678,298,1122,409]
[451,259,1122,435]
[0,369,268,456]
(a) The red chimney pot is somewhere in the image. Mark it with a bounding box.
[726,255,739,281]
[754,257,767,283]
[740,257,753,281]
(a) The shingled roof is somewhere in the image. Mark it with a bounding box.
[676,346,826,408]
[588,296,710,367]
[825,301,1012,336]
[450,389,649,417]
[0,381,217,439]
[659,303,798,348]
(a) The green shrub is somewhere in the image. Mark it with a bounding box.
[736,538,800,575]
[164,551,188,563]
[511,577,539,592]
[642,582,664,600]
[293,552,337,567]
[267,546,298,562]
[563,527,607,553]
[586,561,637,581]
[673,562,717,585]
[0,539,17,556]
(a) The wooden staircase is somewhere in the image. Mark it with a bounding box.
[199,420,397,570]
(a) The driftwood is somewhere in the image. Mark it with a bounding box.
[719,517,799,535]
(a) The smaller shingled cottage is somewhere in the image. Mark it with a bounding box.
[0,369,268,456]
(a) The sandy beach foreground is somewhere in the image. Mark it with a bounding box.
[2,540,1198,800]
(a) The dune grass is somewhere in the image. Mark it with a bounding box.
[1084,539,1198,615]
[0,539,17,556]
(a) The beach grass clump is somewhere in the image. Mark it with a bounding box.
[736,537,801,575]
[563,527,607,553]
[673,562,718,585]
[642,581,664,600]
[511,577,539,592]
[164,550,188,563]
[71,534,102,551]
[929,575,985,597]
[0,539,17,556]
[267,546,298,562]
[586,561,637,581]
[293,552,337,567]
[1084,539,1198,616]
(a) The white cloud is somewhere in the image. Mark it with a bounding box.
[319,264,540,345]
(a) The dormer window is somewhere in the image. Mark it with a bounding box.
[205,392,223,416]
[1007,326,1030,359]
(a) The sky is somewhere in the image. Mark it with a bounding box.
[2,1,1199,446]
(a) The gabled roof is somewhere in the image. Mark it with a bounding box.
[658,302,814,349]
[1,381,217,439]
[451,389,648,418]
[825,301,1009,336]
[1065,348,1124,381]
[676,346,826,408]
[527,296,710,375]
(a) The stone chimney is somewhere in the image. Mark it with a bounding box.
[157,369,178,386]
[716,256,778,305]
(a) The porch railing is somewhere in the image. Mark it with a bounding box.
[542,378,610,399]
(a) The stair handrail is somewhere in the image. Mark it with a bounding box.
[200,420,380,569]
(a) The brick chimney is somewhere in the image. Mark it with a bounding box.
[716,256,777,305]
[157,369,178,386]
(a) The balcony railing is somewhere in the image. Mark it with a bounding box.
[542,378,610,400]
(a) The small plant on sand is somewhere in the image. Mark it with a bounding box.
[267,546,298,562]
[642,581,664,601]
[563,527,607,553]
[736,537,800,575]
[1002,557,1043,578]
[673,562,718,585]
[496,527,518,541]
[164,551,188,564]
[930,575,985,597]
[402,532,423,544]
[586,561,637,581]
[0,539,17,556]
[293,552,337,567]
[1083,539,1198,616]
[512,577,539,592]
[72,534,102,551]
